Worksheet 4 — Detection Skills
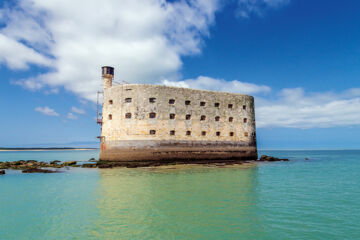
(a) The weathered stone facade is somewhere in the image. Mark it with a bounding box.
[99,67,257,161]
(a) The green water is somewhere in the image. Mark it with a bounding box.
[0,150,360,239]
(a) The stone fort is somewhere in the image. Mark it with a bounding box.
[99,66,257,162]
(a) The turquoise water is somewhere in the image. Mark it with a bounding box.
[1,150,360,239]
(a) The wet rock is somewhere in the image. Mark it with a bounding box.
[81,163,97,168]
[0,170,5,175]
[22,168,57,173]
[259,155,289,162]
[89,158,96,162]
[50,160,61,165]
[63,161,77,166]
[26,160,38,163]
[305,158,310,160]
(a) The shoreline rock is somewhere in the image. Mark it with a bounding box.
[22,168,57,173]
[258,155,289,162]
[0,170,5,175]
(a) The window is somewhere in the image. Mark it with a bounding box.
[228,104,233,109]
[214,102,220,107]
[216,131,221,136]
[200,101,206,106]
[215,116,220,121]
[170,114,175,119]
[200,115,206,121]
[186,114,191,120]
[169,99,175,104]
[230,132,234,137]
[244,132,249,137]
[201,131,206,136]
[125,113,131,119]
[149,98,156,103]
[170,130,175,136]
[186,131,191,136]
[149,112,156,118]
[243,118,247,123]
[150,130,156,135]
[108,114,112,120]
[109,100,113,105]
[125,98,132,103]
[185,100,191,105]
[243,105,246,110]
[229,117,233,122]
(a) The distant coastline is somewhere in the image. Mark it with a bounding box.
[0,147,98,152]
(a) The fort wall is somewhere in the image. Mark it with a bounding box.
[99,82,258,162]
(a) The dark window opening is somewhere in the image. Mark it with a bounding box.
[230,132,234,137]
[244,118,247,123]
[170,130,175,136]
[149,98,156,103]
[229,117,233,122]
[125,98,132,103]
[216,132,221,136]
[108,114,112,120]
[109,100,113,105]
[170,114,175,119]
[185,100,191,105]
[186,114,191,120]
[201,131,206,136]
[228,104,233,109]
[169,99,175,104]
[150,130,156,135]
[186,131,191,136]
[243,105,246,110]
[200,101,206,106]
[245,132,249,137]
[200,115,206,121]
[214,102,220,107]
[149,112,156,118]
[125,113,131,119]
[215,116,220,121]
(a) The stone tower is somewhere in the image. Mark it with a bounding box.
[102,66,114,89]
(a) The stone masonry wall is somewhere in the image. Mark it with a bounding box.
[100,84,257,161]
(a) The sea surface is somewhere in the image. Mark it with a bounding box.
[0,150,359,240]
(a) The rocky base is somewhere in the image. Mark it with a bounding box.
[0,155,289,173]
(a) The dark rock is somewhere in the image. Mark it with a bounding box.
[0,170,5,175]
[259,155,289,162]
[63,161,77,166]
[305,158,310,160]
[22,168,57,173]
[81,163,97,168]
[26,160,38,163]
[89,158,96,161]
[50,160,61,165]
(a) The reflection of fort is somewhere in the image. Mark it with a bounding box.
[92,166,263,239]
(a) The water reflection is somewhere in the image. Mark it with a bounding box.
[92,165,263,239]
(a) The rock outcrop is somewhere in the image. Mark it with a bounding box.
[258,155,289,162]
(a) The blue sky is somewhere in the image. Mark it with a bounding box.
[0,0,359,149]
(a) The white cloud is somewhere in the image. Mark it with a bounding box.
[256,88,360,128]
[67,112,78,120]
[71,107,86,115]
[0,0,220,101]
[236,0,289,18]
[34,106,59,116]
[0,33,52,69]
[162,76,271,95]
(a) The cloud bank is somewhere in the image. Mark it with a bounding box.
[0,0,220,101]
